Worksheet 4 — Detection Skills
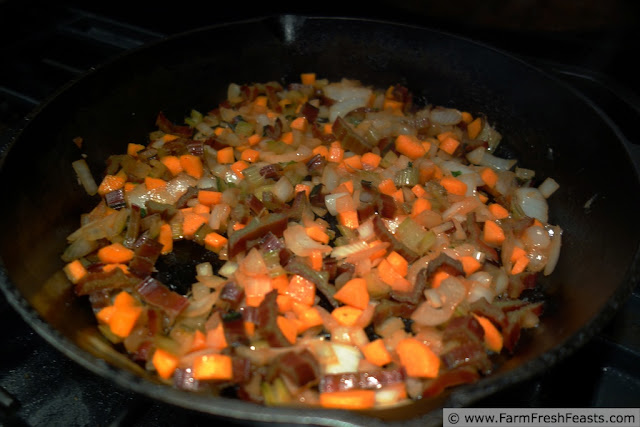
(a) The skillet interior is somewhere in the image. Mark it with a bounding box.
[0,15,639,426]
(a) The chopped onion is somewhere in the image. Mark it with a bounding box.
[429,107,462,125]
[544,225,562,276]
[324,342,362,374]
[412,276,466,326]
[283,224,332,257]
[72,159,98,196]
[538,177,560,198]
[324,192,349,216]
[273,176,294,203]
[513,187,549,223]
[478,152,517,171]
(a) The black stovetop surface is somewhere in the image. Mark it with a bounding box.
[1,2,639,425]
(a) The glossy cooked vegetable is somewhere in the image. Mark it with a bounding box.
[64,74,562,409]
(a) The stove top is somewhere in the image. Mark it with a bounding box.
[1,2,639,425]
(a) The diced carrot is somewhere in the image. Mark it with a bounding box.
[114,290,137,308]
[182,211,207,239]
[214,127,226,136]
[280,131,294,144]
[433,165,444,180]
[431,269,450,289]
[152,348,179,380]
[392,188,404,204]
[97,174,126,196]
[488,203,509,219]
[473,314,503,352]
[440,176,467,196]
[377,259,412,292]
[286,274,316,306]
[337,210,359,229]
[386,251,409,277]
[395,134,426,160]
[160,155,184,176]
[459,256,482,276]
[460,111,473,124]
[144,176,166,190]
[343,154,363,171]
[320,390,376,410]
[510,246,527,263]
[217,146,235,164]
[478,193,489,204]
[331,305,364,327]
[63,260,87,284]
[97,243,134,264]
[308,250,324,271]
[312,145,329,160]
[109,305,143,338]
[247,133,262,146]
[480,167,498,188]
[361,152,381,170]
[306,226,329,244]
[124,182,136,192]
[277,294,293,313]
[198,190,222,206]
[271,274,289,294]
[467,117,483,139]
[290,116,308,132]
[294,183,311,198]
[244,321,256,337]
[179,154,203,179]
[362,338,392,367]
[293,304,323,332]
[158,223,173,254]
[96,306,115,325]
[192,203,210,215]
[206,323,228,350]
[511,255,530,275]
[411,184,426,198]
[328,143,344,163]
[231,160,249,179]
[436,131,456,142]
[162,134,179,142]
[383,98,403,111]
[396,337,440,378]
[300,72,316,85]
[240,148,260,163]
[103,263,129,274]
[378,178,397,196]
[483,220,506,245]
[439,136,460,155]
[204,232,228,251]
[190,329,207,352]
[334,278,370,310]
[127,143,145,157]
[533,219,544,227]
[411,197,431,217]
[254,96,268,108]
[192,354,233,381]
[336,179,354,195]
[277,315,298,344]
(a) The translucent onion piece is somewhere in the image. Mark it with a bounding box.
[544,225,563,276]
[538,177,560,198]
[513,187,549,223]
[72,159,98,196]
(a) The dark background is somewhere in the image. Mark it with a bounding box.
[1,0,639,425]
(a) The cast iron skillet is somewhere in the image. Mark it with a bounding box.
[1,15,639,426]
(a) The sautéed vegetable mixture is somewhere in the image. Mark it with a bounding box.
[64,74,562,410]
